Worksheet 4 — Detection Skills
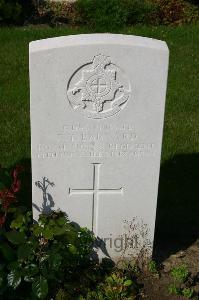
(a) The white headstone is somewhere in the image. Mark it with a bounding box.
[30,34,169,261]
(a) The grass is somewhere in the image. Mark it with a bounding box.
[0,25,198,238]
[0,25,198,166]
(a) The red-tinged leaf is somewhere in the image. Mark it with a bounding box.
[11,179,21,193]
[0,214,6,226]
[1,190,16,210]
[13,165,23,180]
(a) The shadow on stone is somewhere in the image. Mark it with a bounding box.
[15,155,199,264]
[153,153,199,262]
[34,176,55,214]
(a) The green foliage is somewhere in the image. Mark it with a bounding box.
[32,276,48,300]
[182,287,194,299]
[168,283,181,295]
[0,0,34,25]
[0,177,95,300]
[5,230,26,244]
[7,269,21,289]
[168,265,195,298]
[77,271,137,300]
[168,284,194,298]
[147,260,159,274]
[55,289,68,300]
[0,0,198,26]
[0,0,22,24]
[1,210,94,299]
[170,265,189,283]
[75,0,156,29]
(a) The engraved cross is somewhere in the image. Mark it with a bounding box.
[69,163,123,235]
[90,78,107,94]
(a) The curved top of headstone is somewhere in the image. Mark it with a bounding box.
[29,33,168,53]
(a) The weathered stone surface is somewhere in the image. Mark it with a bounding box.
[29,34,169,260]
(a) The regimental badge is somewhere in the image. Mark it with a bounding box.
[67,54,131,119]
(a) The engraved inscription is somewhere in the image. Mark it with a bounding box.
[67,54,131,119]
[69,163,123,235]
[35,123,156,159]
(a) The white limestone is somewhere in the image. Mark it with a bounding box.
[29,34,169,261]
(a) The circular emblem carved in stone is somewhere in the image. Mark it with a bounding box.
[67,54,131,119]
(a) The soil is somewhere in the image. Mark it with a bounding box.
[138,239,199,300]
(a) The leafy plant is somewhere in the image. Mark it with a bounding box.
[0,0,22,24]
[168,284,194,298]
[0,165,23,228]
[78,270,137,300]
[168,283,181,296]
[182,287,194,299]
[0,210,94,299]
[0,166,95,299]
[170,265,189,283]
[148,260,159,274]
[168,265,195,299]
[0,0,34,24]
[75,0,156,29]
